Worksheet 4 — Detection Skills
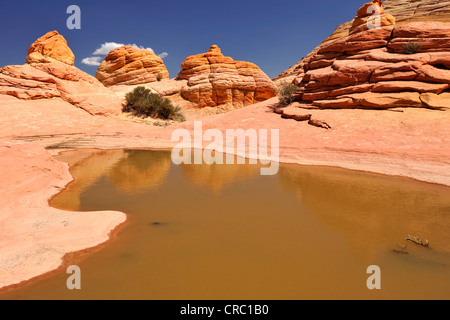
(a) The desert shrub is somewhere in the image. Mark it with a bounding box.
[124,86,185,121]
[403,42,421,54]
[277,82,297,105]
[156,73,163,81]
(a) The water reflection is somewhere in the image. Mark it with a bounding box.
[180,156,260,192]
[108,151,171,193]
[278,165,450,258]
[2,150,450,300]
[57,149,262,199]
[53,149,127,210]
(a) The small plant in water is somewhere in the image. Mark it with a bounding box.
[277,82,297,105]
[402,42,421,54]
[124,86,185,122]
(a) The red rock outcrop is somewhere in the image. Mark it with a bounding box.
[96,46,169,87]
[26,31,75,66]
[275,0,450,110]
[177,45,276,107]
[350,0,396,34]
[0,32,123,116]
[274,0,450,84]
[356,0,384,17]
[291,20,450,110]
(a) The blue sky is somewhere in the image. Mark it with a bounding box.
[0,0,368,78]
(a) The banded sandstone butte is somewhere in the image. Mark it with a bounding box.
[0,31,122,116]
[177,45,276,108]
[274,0,450,84]
[277,1,450,110]
[96,45,170,87]
[26,30,75,66]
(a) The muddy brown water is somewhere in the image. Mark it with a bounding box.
[1,149,450,300]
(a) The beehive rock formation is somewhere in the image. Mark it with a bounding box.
[350,0,396,34]
[26,31,75,66]
[96,46,169,87]
[0,31,122,116]
[274,0,450,84]
[177,45,276,107]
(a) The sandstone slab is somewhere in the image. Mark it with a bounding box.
[420,92,450,110]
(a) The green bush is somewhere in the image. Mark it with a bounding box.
[403,42,421,54]
[124,86,185,121]
[277,82,297,105]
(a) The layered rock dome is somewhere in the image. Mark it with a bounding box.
[177,45,276,107]
[26,30,75,66]
[350,0,396,34]
[0,31,122,116]
[275,0,450,84]
[1,33,277,115]
[292,21,450,110]
[278,1,450,110]
[96,45,169,87]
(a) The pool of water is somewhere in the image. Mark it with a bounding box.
[1,149,450,299]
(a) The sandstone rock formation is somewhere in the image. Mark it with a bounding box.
[0,31,122,116]
[384,0,450,23]
[350,0,396,34]
[274,0,450,84]
[291,21,450,110]
[177,45,276,108]
[96,46,169,87]
[356,0,384,17]
[26,31,75,66]
[275,1,450,110]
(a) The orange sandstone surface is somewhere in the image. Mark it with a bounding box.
[273,0,450,111]
[1,93,449,187]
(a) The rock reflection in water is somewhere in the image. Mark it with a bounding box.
[107,151,171,193]
[2,150,450,300]
[53,150,172,210]
[278,164,450,263]
[180,152,260,192]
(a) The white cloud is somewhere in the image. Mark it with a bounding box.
[92,42,154,55]
[81,56,103,66]
[158,52,168,59]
